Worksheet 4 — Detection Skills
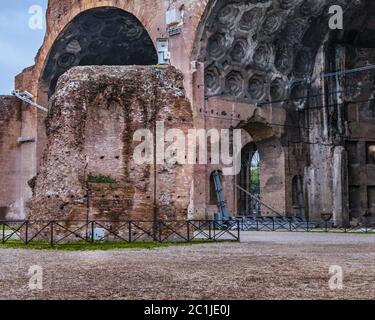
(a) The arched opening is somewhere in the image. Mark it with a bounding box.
[237,114,287,216]
[238,143,261,217]
[40,7,158,97]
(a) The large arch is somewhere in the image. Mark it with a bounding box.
[21,0,165,100]
[39,7,157,97]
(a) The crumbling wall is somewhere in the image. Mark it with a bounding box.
[0,96,22,220]
[27,66,193,222]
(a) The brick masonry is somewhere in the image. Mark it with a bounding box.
[0,96,22,220]
[27,66,194,222]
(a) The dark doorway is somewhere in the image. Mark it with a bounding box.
[238,143,261,216]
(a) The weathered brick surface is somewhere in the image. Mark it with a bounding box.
[27,66,193,222]
[0,96,22,220]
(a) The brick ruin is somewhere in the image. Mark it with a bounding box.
[1,0,375,226]
[27,65,193,222]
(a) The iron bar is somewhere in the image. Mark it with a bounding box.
[50,221,54,247]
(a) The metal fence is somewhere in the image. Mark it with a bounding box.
[1,217,373,247]
[0,220,241,246]
[237,216,375,233]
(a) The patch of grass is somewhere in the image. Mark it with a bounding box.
[0,226,11,231]
[87,174,117,184]
[0,240,231,251]
[0,225,21,231]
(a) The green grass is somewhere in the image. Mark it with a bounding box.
[87,174,117,184]
[1,226,14,231]
[0,240,230,251]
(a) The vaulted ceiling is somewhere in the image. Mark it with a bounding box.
[199,0,371,107]
[41,7,157,96]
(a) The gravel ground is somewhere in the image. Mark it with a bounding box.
[0,232,374,300]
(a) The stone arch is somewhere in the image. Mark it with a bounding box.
[39,7,157,97]
[237,113,287,215]
[29,0,163,100]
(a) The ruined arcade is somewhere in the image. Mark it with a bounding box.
[1,0,375,228]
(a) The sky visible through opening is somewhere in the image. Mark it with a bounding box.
[0,1,48,94]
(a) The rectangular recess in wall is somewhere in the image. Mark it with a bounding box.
[367,186,375,208]
[346,141,358,164]
[349,186,361,209]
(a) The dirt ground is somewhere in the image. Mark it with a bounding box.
[0,232,374,300]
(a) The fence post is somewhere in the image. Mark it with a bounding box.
[128,221,132,243]
[213,221,216,241]
[152,220,157,242]
[91,221,95,243]
[187,221,191,242]
[50,221,54,247]
[25,220,29,244]
[237,220,240,241]
[208,221,212,240]
[2,223,4,244]
[158,221,162,243]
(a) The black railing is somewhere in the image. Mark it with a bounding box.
[1,217,373,247]
[237,216,375,233]
[0,220,241,246]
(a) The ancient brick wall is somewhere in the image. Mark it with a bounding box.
[0,96,22,220]
[27,66,194,222]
